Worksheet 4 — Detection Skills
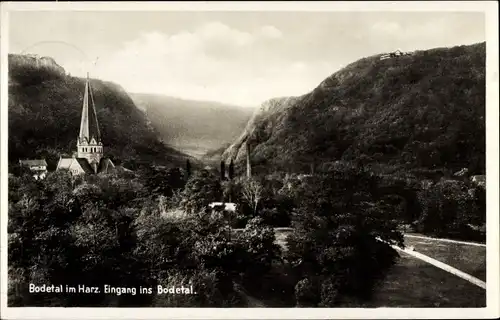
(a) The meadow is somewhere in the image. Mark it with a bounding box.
[403,236,486,281]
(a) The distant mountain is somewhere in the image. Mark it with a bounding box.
[8,54,191,171]
[130,94,254,159]
[223,43,486,178]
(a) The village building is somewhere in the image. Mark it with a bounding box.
[56,73,115,175]
[470,175,486,189]
[19,159,48,180]
[380,49,411,60]
[208,202,237,213]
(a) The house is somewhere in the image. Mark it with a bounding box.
[56,73,115,175]
[208,202,237,213]
[380,49,410,60]
[454,168,469,177]
[470,175,486,188]
[19,159,48,180]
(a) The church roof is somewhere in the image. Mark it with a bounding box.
[78,74,101,144]
[57,157,115,175]
[98,158,115,173]
[57,158,73,169]
[75,158,96,174]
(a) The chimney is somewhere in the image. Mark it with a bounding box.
[246,142,252,179]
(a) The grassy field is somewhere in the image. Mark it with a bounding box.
[362,252,486,308]
[403,236,486,281]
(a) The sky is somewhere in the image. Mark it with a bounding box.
[9,10,485,107]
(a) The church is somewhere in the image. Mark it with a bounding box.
[56,73,115,175]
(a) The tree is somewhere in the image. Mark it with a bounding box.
[181,170,223,216]
[220,161,226,181]
[286,167,402,306]
[228,160,235,180]
[415,179,482,240]
[241,178,263,215]
[238,217,281,277]
[144,166,185,198]
[186,159,192,177]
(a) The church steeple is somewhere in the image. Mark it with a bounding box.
[77,73,103,169]
[57,72,115,176]
[78,72,101,144]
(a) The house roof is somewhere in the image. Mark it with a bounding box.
[75,158,96,174]
[19,159,47,167]
[98,158,115,173]
[57,158,74,170]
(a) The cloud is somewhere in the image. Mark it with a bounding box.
[54,13,484,107]
[73,21,324,106]
[199,21,255,46]
[259,25,283,39]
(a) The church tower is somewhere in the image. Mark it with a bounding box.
[77,73,103,172]
[56,73,115,176]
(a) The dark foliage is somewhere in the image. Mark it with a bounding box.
[8,170,284,307]
[228,160,235,180]
[220,161,226,181]
[413,179,486,241]
[285,166,403,306]
[186,159,192,177]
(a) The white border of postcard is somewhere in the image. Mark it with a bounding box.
[1,1,499,319]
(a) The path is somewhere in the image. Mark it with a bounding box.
[233,283,266,307]
[404,234,486,247]
[390,243,487,289]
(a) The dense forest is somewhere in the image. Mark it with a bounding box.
[8,161,485,307]
[8,164,401,307]
[223,43,486,179]
[8,54,191,171]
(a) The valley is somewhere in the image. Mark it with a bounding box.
[7,41,487,309]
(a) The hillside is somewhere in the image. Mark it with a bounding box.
[8,54,191,171]
[130,94,253,159]
[222,43,486,177]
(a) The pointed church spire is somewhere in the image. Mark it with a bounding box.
[78,73,101,144]
[78,75,90,142]
[76,72,104,165]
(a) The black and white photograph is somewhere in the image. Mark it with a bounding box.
[1,1,499,319]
